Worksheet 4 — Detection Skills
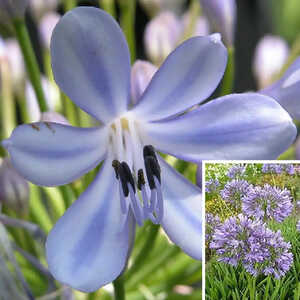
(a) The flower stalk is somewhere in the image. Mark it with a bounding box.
[13,18,48,112]
[113,275,125,300]
[99,0,116,18]
[220,46,235,96]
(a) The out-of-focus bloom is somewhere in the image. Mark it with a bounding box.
[0,158,29,214]
[2,7,297,291]
[144,11,210,65]
[200,0,236,47]
[0,0,29,22]
[206,213,221,244]
[29,0,58,20]
[221,179,251,210]
[226,164,245,179]
[242,184,293,222]
[205,179,220,193]
[253,35,289,89]
[0,38,25,90]
[25,77,60,122]
[262,163,283,174]
[131,60,157,105]
[139,0,185,17]
[210,214,293,278]
[39,12,60,49]
[261,57,300,120]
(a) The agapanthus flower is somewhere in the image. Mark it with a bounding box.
[210,214,293,278]
[206,213,221,244]
[221,179,251,210]
[262,163,283,174]
[205,179,220,193]
[242,184,293,222]
[261,57,300,120]
[226,164,246,179]
[283,164,295,175]
[1,7,297,291]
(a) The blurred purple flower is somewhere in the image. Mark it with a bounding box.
[221,179,251,210]
[242,184,293,222]
[1,7,297,291]
[210,214,293,278]
[200,0,236,47]
[227,164,246,179]
[39,12,60,49]
[253,35,289,89]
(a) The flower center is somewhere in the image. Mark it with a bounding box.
[108,116,163,226]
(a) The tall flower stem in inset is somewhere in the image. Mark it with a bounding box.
[13,19,47,112]
[220,46,235,96]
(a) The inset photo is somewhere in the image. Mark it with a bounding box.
[204,162,300,299]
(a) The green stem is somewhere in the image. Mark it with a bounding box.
[113,275,125,300]
[13,19,48,112]
[119,0,136,62]
[64,0,76,11]
[219,46,235,96]
[100,0,116,18]
[125,223,159,280]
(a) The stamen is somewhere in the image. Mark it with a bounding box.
[121,162,136,193]
[118,180,128,214]
[128,184,144,226]
[117,163,129,197]
[154,177,164,223]
[112,160,120,179]
[145,156,161,189]
[137,169,145,190]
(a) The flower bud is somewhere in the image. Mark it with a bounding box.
[181,12,210,37]
[131,60,157,104]
[0,158,29,214]
[253,35,289,89]
[0,0,29,22]
[39,12,60,49]
[29,0,58,20]
[144,12,182,65]
[25,76,60,122]
[200,0,236,47]
[260,56,300,120]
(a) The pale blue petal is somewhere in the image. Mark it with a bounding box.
[159,157,202,260]
[2,122,108,186]
[51,7,131,124]
[132,35,227,121]
[46,158,134,292]
[140,93,296,161]
[261,57,300,120]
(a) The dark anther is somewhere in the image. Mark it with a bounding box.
[145,156,161,189]
[121,162,136,194]
[143,145,160,172]
[137,169,145,190]
[117,163,129,197]
[112,160,120,179]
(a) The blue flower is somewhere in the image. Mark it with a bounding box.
[1,7,297,291]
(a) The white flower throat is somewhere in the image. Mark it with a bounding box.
[109,116,163,226]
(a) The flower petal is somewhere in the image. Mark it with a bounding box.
[159,157,202,260]
[51,7,131,124]
[46,158,134,292]
[261,57,300,120]
[139,93,296,161]
[132,35,227,121]
[2,122,108,186]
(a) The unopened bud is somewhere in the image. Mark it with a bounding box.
[39,12,60,49]
[200,0,236,47]
[254,35,289,89]
[0,158,29,214]
[131,60,157,104]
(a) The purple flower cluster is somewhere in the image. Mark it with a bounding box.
[242,184,293,222]
[283,164,295,175]
[206,213,221,244]
[206,179,220,193]
[262,164,283,174]
[220,179,251,210]
[210,214,293,278]
[227,164,246,179]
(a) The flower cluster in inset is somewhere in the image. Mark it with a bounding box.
[227,164,246,179]
[210,214,293,278]
[206,179,220,193]
[206,213,221,244]
[242,184,293,222]
[262,163,295,175]
[297,220,300,232]
[221,179,251,210]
